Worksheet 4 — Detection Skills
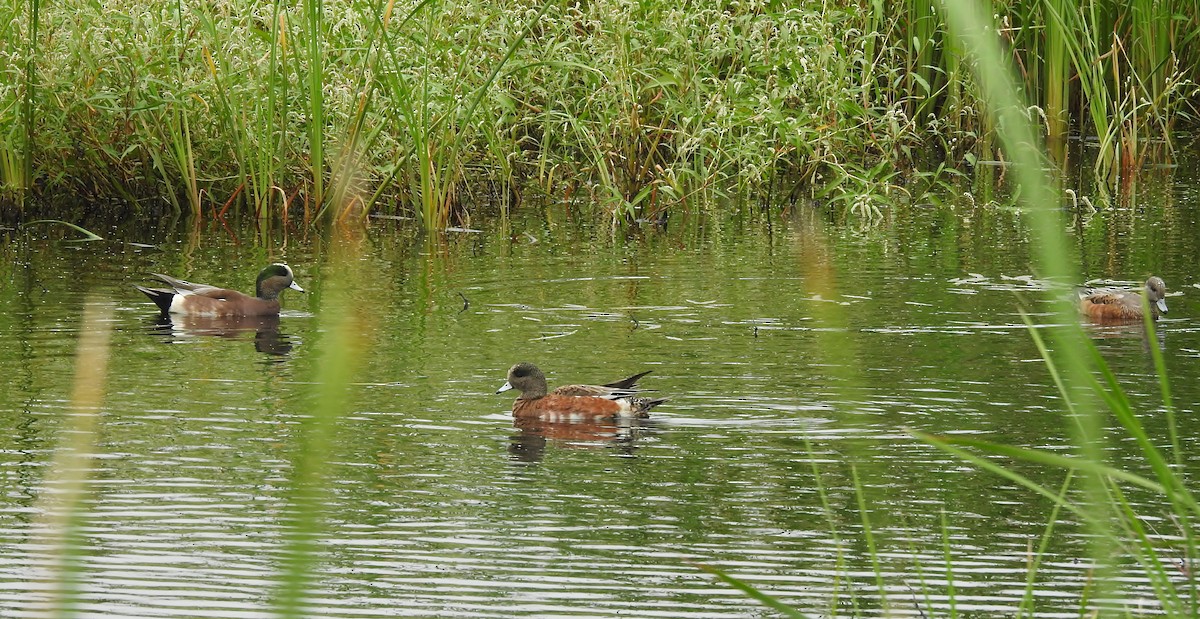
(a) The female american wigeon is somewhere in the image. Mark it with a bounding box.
[135,263,304,318]
[1079,276,1168,322]
[496,362,666,420]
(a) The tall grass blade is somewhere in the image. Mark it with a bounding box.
[1017,473,1073,619]
[939,509,958,619]
[1042,0,1070,154]
[21,0,39,192]
[913,431,1200,519]
[23,219,103,241]
[1140,297,1199,607]
[272,234,371,618]
[694,563,813,619]
[940,0,1125,605]
[1108,484,1190,615]
[851,464,887,611]
[371,0,548,231]
[25,300,113,616]
[304,0,325,208]
[804,437,853,616]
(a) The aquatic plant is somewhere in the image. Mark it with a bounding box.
[0,1,1198,222]
[880,0,1200,179]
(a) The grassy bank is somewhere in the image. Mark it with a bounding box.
[1,0,1198,227]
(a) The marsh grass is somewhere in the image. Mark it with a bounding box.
[6,1,1195,224]
[15,4,1200,618]
[0,0,38,200]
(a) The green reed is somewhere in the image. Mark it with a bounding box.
[27,301,113,617]
[196,5,268,220]
[708,1,1199,615]
[1040,0,1070,153]
[273,231,373,617]
[922,1,1196,614]
[366,0,549,231]
[884,0,1200,178]
[0,0,38,199]
[20,0,37,193]
[1,1,1199,222]
[262,1,290,221]
[302,0,325,210]
[929,0,1194,614]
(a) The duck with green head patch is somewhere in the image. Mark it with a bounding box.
[135,263,304,318]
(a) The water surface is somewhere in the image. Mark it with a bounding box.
[1,187,1198,617]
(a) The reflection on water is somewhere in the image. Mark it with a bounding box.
[147,313,299,357]
[508,416,657,462]
[0,194,1196,617]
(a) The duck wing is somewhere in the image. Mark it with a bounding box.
[551,383,640,400]
[548,371,654,400]
[1079,287,1128,305]
[150,273,222,295]
[190,287,255,302]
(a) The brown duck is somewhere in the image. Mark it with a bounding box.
[1079,276,1168,322]
[135,263,304,318]
[496,362,667,420]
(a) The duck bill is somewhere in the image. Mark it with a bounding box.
[1156,298,1168,314]
[289,281,306,293]
[496,381,514,394]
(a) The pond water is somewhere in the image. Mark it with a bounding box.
[1,177,1199,618]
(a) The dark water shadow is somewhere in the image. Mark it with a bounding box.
[507,416,662,463]
[146,314,297,357]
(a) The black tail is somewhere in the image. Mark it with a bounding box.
[642,397,668,411]
[604,370,653,390]
[134,285,174,315]
[631,396,668,417]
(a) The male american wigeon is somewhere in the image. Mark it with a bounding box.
[135,263,304,318]
[1079,276,1168,322]
[496,362,667,420]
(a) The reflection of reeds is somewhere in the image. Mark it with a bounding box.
[26,300,113,616]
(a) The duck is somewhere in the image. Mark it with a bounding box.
[496,362,666,420]
[135,263,304,317]
[1079,276,1168,322]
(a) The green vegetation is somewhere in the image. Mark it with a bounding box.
[720,1,1200,616]
[1,0,1198,226]
[12,1,1200,615]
